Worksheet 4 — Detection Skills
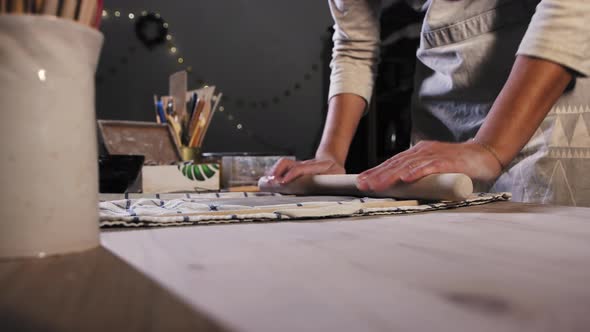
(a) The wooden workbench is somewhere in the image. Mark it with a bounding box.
[2,201,590,331]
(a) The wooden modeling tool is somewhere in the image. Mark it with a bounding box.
[33,0,43,13]
[24,0,33,13]
[1,0,7,13]
[188,98,205,139]
[228,185,261,193]
[42,0,58,15]
[77,0,96,26]
[187,86,216,111]
[211,92,223,114]
[197,92,221,147]
[259,173,474,201]
[186,86,217,148]
[169,71,188,127]
[60,0,76,19]
[166,114,182,149]
[12,0,25,13]
[189,99,211,148]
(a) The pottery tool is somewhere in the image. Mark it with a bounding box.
[42,0,58,15]
[189,99,211,148]
[228,185,261,193]
[166,113,182,149]
[60,0,77,19]
[33,0,43,13]
[188,98,205,136]
[259,173,474,201]
[187,86,218,148]
[211,92,223,115]
[194,85,216,105]
[154,85,221,150]
[196,92,221,147]
[12,0,25,13]
[187,86,215,113]
[189,100,211,148]
[181,93,198,145]
[183,86,212,148]
[77,0,96,26]
[1,0,5,13]
[24,0,33,13]
[169,71,188,128]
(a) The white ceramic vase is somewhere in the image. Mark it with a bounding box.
[0,15,104,258]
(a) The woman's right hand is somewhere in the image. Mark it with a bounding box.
[266,157,345,184]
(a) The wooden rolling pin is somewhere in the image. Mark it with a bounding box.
[258,173,473,201]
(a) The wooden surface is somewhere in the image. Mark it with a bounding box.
[100,202,590,332]
[0,247,229,332]
[2,201,590,332]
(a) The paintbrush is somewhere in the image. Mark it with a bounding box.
[153,95,160,124]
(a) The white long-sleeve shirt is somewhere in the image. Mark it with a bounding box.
[327,0,590,206]
[328,0,590,104]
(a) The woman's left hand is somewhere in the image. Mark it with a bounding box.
[356,140,503,192]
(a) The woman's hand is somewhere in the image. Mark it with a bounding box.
[265,94,363,185]
[266,157,346,184]
[356,140,503,192]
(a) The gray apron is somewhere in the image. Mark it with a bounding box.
[412,0,590,206]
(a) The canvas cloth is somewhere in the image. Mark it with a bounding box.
[99,192,511,228]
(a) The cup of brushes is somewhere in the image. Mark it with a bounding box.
[0,0,104,258]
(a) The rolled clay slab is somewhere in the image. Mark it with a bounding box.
[258,173,473,201]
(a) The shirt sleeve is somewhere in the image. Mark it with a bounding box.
[328,0,382,106]
[517,0,590,76]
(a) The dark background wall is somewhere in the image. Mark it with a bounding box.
[97,0,334,159]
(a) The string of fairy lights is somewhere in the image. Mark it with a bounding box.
[99,9,329,153]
